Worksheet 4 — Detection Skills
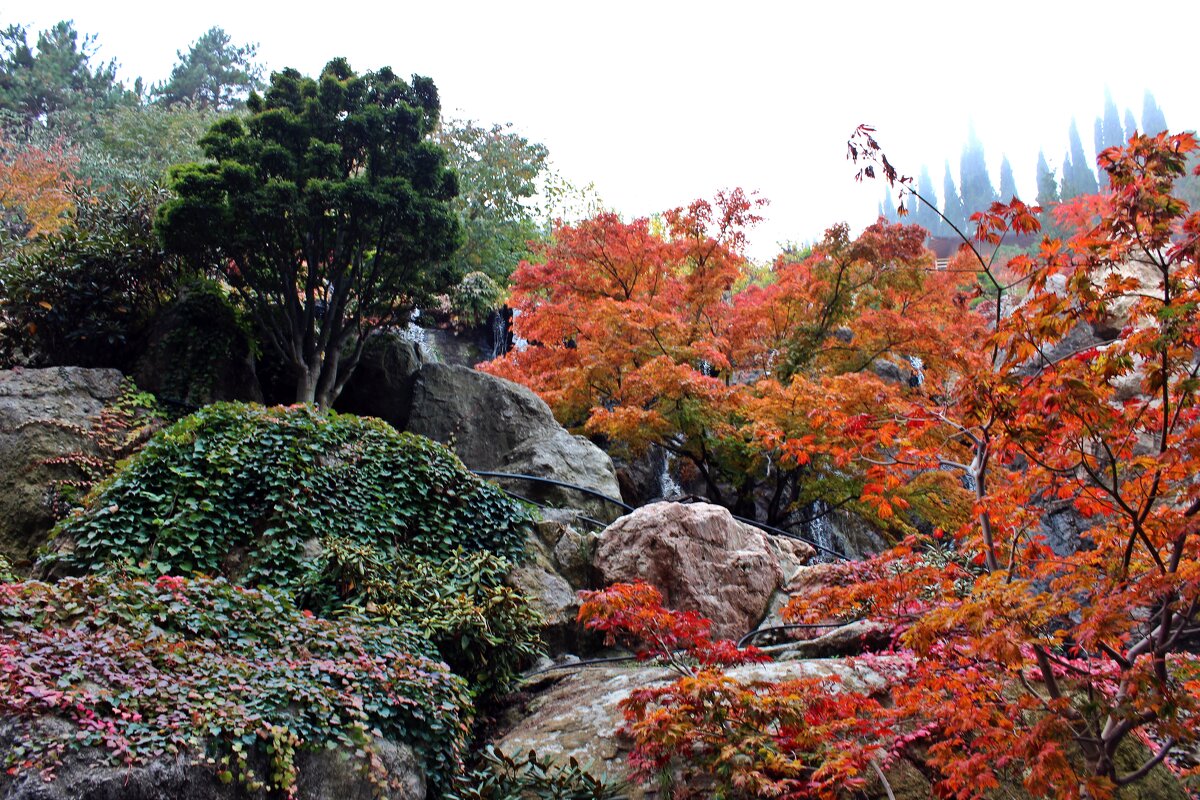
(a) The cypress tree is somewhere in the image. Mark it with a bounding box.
[914,165,940,235]
[1124,109,1138,141]
[998,155,1018,202]
[959,126,997,218]
[1036,150,1059,207]
[1102,90,1124,149]
[941,161,966,234]
[1142,90,1168,135]
[881,190,898,223]
[1067,119,1098,197]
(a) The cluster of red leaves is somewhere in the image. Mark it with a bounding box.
[578,582,894,799]
[819,128,1200,798]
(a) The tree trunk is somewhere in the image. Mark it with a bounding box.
[296,368,319,405]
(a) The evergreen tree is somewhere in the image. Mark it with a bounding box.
[1036,150,1059,207]
[151,26,263,110]
[1142,90,1168,135]
[1124,109,1138,141]
[1060,149,1076,201]
[1094,118,1108,188]
[998,155,1018,202]
[958,126,997,218]
[0,21,135,122]
[1066,119,1098,198]
[881,190,898,222]
[1102,90,1124,149]
[940,161,965,235]
[913,165,940,234]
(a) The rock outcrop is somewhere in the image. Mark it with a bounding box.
[0,368,124,566]
[336,332,431,431]
[494,659,1186,800]
[594,502,813,640]
[406,363,621,515]
[493,659,894,799]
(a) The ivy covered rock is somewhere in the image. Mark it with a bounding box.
[0,575,470,798]
[44,402,533,586]
[0,367,124,567]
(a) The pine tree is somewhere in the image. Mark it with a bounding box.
[1142,90,1168,135]
[1036,150,1059,207]
[998,155,1018,201]
[1094,118,1108,188]
[958,126,997,218]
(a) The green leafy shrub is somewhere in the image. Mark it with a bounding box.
[0,575,470,794]
[44,403,534,587]
[447,746,626,800]
[452,270,505,327]
[304,537,544,701]
[0,182,192,369]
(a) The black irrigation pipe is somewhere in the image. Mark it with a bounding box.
[472,471,635,512]
[737,620,865,649]
[474,471,851,562]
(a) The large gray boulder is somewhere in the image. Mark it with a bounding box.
[494,659,1185,800]
[594,502,812,640]
[0,368,124,566]
[406,363,621,515]
[335,332,431,430]
[493,660,894,799]
[0,718,425,800]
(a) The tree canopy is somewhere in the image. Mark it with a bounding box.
[156,57,461,405]
[151,26,263,111]
[0,20,134,122]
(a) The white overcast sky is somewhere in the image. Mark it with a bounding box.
[13,0,1200,260]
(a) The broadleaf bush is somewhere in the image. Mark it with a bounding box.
[0,575,470,795]
[303,537,545,701]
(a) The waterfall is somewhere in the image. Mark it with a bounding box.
[489,311,508,360]
[510,308,528,352]
[807,500,842,562]
[907,355,925,387]
[655,446,683,499]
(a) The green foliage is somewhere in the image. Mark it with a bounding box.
[65,102,224,187]
[435,119,550,283]
[0,574,469,795]
[447,746,626,800]
[157,58,461,406]
[0,553,13,582]
[151,26,263,111]
[42,377,164,518]
[304,537,544,701]
[0,20,136,122]
[45,403,533,586]
[452,270,505,327]
[0,182,192,369]
[140,278,258,406]
[958,126,997,218]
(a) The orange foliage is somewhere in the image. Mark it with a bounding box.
[0,137,77,237]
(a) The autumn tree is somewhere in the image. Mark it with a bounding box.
[0,134,77,239]
[819,125,1200,797]
[157,58,460,406]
